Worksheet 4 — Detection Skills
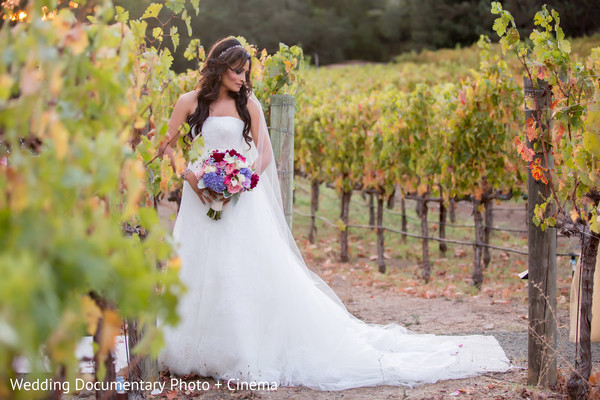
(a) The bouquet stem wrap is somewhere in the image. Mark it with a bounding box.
[207,200,224,220]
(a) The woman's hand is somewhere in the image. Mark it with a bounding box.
[184,172,217,205]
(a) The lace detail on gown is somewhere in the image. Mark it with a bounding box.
[157,116,511,390]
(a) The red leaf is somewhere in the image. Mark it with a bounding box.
[537,66,549,80]
[555,123,565,142]
[459,91,467,105]
[165,390,178,399]
[526,117,537,142]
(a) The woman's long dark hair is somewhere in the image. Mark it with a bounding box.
[186,37,253,150]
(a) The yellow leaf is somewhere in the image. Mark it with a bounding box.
[122,158,145,219]
[570,209,579,222]
[174,149,187,176]
[81,295,102,336]
[51,13,72,38]
[524,95,536,111]
[89,197,100,211]
[169,256,181,270]
[46,310,78,363]
[97,309,121,368]
[473,186,483,201]
[336,219,346,232]
[0,74,14,101]
[64,24,89,55]
[20,65,42,96]
[591,216,600,234]
[49,114,69,160]
[134,117,147,130]
[49,67,63,96]
[585,104,600,134]
[160,157,173,193]
[6,167,28,212]
[417,183,428,196]
[583,131,600,156]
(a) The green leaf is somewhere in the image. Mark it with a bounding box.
[182,9,192,37]
[115,6,129,23]
[583,131,600,156]
[493,18,507,37]
[130,20,148,41]
[170,26,179,51]
[165,0,185,13]
[191,0,200,15]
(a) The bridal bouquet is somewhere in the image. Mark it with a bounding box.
[194,149,259,220]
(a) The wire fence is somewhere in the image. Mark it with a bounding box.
[293,181,580,259]
[295,181,529,233]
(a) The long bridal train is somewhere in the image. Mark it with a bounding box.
[156,114,511,391]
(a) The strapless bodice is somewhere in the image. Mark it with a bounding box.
[195,116,246,150]
[189,116,252,168]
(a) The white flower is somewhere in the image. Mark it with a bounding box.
[224,154,237,164]
[204,165,216,173]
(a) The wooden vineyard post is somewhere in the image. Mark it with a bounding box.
[525,77,557,387]
[472,196,485,288]
[483,198,493,269]
[401,193,407,242]
[417,196,431,282]
[308,179,320,243]
[126,118,159,398]
[270,95,295,230]
[438,191,448,256]
[127,319,158,399]
[376,191,385,273]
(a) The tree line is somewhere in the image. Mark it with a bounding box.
[108,0,599,71]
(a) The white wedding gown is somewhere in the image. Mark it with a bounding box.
[157,116,511,390]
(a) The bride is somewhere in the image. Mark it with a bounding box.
[156,37,510,391]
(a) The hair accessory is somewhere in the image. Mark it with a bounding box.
[218,44,242,58]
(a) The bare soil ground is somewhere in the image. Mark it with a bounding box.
[69,195,598,400]
[142,198,585,399]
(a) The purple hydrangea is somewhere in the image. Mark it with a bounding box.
[239,168,252,188]
[239,168,252,180]
[203,172,226,193]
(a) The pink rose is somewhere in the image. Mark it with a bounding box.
[225,163,238,175]
[226,180,242,194]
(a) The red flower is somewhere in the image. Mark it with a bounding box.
[250,174,259,189]
[227,149,242,158]
[211,151,225,162]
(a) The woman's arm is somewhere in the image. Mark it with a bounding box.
[160,91,217,205]
[159,91,195,172]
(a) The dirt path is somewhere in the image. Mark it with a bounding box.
[149,290,534,400]
[66,198,595,399]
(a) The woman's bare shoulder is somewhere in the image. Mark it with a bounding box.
[177,89,200,114]
[246,94,261,118]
